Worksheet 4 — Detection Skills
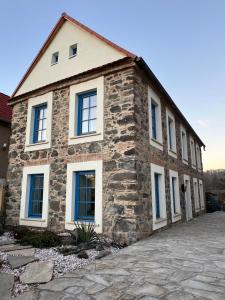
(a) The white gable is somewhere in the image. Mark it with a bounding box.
[15,20,126,96]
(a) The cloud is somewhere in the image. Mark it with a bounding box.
[197,119,209,128]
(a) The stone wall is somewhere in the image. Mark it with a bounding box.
[6,62,204,245]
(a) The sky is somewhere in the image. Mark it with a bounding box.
[0,0,225,171]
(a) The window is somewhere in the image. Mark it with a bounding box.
[25,92,52,152]
[151,163,167,230]
[169,170,181,222]
[166,109,177,157]
[69,44,77,58]
[198,180,205,210]
[77,91,97,135]
[20,165,50,228]
[190,137,196,168]
[51,52,59,65]
[180,126,188,163]
[33,104,47,143]
[196,144,202,170]
[148,88,163,150]
[69,77,104,145]
[75,171,95,221]
[193,178,200,212]
[154,173,160,219]
[151,102,157,140]
[65,160,103,233]
[29,174,44,218]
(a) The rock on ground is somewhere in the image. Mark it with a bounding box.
[20,261,54,284]
[8,255,37,269]
[0,272,14,299]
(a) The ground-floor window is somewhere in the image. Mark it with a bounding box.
[75,171,95,221]
[65,160,103,233]
[20,165,50,228]
[193,178,200,212]
[151,163,167,230]
[28,174,44,218]
[198,180,205,210]
[169,170,181,222]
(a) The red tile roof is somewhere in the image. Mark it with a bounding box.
[0,92,12,123]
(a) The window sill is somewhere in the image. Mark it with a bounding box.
[70,132,101,140]
[182,159,189,165]
[168,149,177,159]
[154,217,167,224]
[25,141,50,152]
[66,221,100,227]
[150,138,163,151]
[69,54,77,59]
[51,62,58,66]
[20,218,46,222]
[20,217,47,228]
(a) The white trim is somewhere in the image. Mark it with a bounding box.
[20,165,50,228]
[180,125,188,164]
[166,108,177,158]
[193,177,200,212]
[69,77,104,145]
[190,137,196,169]
[151,163,167,230]
[65,160,103,233]
[148,87,163,151]
[184,174,193,221]
[25,92,53,152]
[169,170,181,223]
[198,179,205,210]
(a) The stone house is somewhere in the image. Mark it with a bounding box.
[0,92,12,179]
[6,13,205,244]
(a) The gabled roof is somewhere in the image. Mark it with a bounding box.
[0,92,12,123]
[11,12,136,98]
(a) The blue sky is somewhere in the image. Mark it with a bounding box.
[0,0,224,170]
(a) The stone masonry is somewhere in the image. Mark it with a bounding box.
[6,59,204,244]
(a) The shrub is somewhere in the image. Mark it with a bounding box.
[71,221,97,245]
[12,226,32,240]
[19,231,61,248]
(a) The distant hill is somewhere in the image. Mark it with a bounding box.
[204,169,225,191]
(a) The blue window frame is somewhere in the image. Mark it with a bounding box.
[172,176,177,214]
[28,174,44,218]
[75,171,95,221]
[77,91,97,135]
[151,101,157,139]
[168,117,173,150]
[33,104,47,143]
[154,173,160,219]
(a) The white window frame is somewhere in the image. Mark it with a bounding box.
[166,108,177,158]
[199,179,205,210]
[148,87,163,151]
[65,160,103,233]
[169,170,181,222]
[25,92,52,152]
[51,52,59,65]
[20,164,50,228]
[69,44,77,58]
[180,125,188,164]
[151,163,167,230]
[69,77,104,145]
[190,137,196,169]
[196,144,202,171]
[193,178,200,212]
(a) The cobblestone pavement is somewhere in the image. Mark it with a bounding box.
[21,212,225,299]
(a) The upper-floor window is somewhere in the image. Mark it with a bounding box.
[25,92,52,152]
[69,44,77,58]
[196,144,202,170]
[33,104,47,143]
[166,109,177,157]
[148,88,163,150]
[180,126,188,163]
[77,91,97,135]
[69,77,104,146]
[190,137,196,168]
[51,52,59,65]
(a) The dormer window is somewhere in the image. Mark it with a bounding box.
[69,44,77,58]
[51,52,59,65]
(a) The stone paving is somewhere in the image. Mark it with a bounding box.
[7,213,225,299]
